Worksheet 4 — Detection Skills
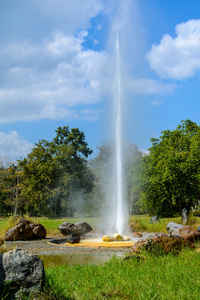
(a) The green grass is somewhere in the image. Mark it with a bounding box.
[0,215,200,238]
[37,248,200,300]
[129,215,200,233]
[0,216,100,237]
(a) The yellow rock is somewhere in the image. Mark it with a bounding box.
[113,233,124,241]
[102,235,107,242]
[123,236,130,241]
[102,235,114,242]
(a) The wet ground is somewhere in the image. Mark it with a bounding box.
[4,236,133,267]
[4,233,152,267]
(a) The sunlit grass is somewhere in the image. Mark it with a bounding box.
[37,248,200,299]
[0,214,200,238]
[129,215,200,233]
[0,216,101,237]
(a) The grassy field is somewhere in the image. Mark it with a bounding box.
[37,248,200,300]
[0,215,200,299]
[0,214,200,237]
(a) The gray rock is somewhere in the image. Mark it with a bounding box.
[58,221,92,236]
[197,226,200,232]
[166,222,184,234]
[149,215,159,223]
[181,208,188,225]
[0,249,45,299]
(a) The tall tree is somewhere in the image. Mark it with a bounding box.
[0,163,23,216]
[141,120,200,217]
[19,126,94,216]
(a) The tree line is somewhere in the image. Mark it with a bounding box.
[0,120,200,218]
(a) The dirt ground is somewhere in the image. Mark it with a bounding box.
[4,237,131,256]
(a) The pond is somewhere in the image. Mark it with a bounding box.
[39,252,122,268]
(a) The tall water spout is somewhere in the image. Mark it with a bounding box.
[113,33,125,234]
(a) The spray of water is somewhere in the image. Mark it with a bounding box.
[114,33,125,234]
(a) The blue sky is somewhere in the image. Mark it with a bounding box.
[1,0,200,161]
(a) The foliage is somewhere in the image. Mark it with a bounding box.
[141,120,200,217]
[89,141,143,216]
[18,126,94,217]
[125,144,144,214]
[0,162,23,216]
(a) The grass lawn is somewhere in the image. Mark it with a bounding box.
[0,215,200,299]
[0,215,200,237]
[39,248,200,300]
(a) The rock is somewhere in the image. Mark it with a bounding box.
[29,223,47,239]
[171,226,200,242]
[166,222,184,234]
[149,215,159,223]
[0,249,45,299]
[123,236,131,241]
[131,232,195,255]
[4,223,33,241]
[181,208,188,225]
[66,234,80,244]
[113,233,124,241]
[102,236,114,242]
[3,219,46,241]
[197,226,200,232]
[132,232,143,238]
[16,218,32,225]
[58,221,92,236]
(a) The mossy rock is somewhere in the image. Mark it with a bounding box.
[132,233,195,256]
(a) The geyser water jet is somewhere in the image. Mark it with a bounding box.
[113,33,125,235]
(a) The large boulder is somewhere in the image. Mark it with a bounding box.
[131,232,195,255]
[0,249,45,299]
[167,222,200,242]
[3,219,46,241]
[58,221,92,236]
[171,226,200,242]
[166,222,184,234]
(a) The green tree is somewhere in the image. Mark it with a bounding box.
[19,126,94,216]
[141,120,200,217]
[0,163,23,216]
[89,141,143,216]
[125,144,144,215]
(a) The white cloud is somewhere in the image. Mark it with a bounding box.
[0,131,33,161]
[0,32,108,123]
[146,19,200,80]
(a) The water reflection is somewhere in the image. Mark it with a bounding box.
[39,253,116,268]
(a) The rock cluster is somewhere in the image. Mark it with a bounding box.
[131,232,195,255]
[3,218,46,241]
[102,233,130,242]
[0,249,44,299]
[167,221,200,242]
[131,222,200,255]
